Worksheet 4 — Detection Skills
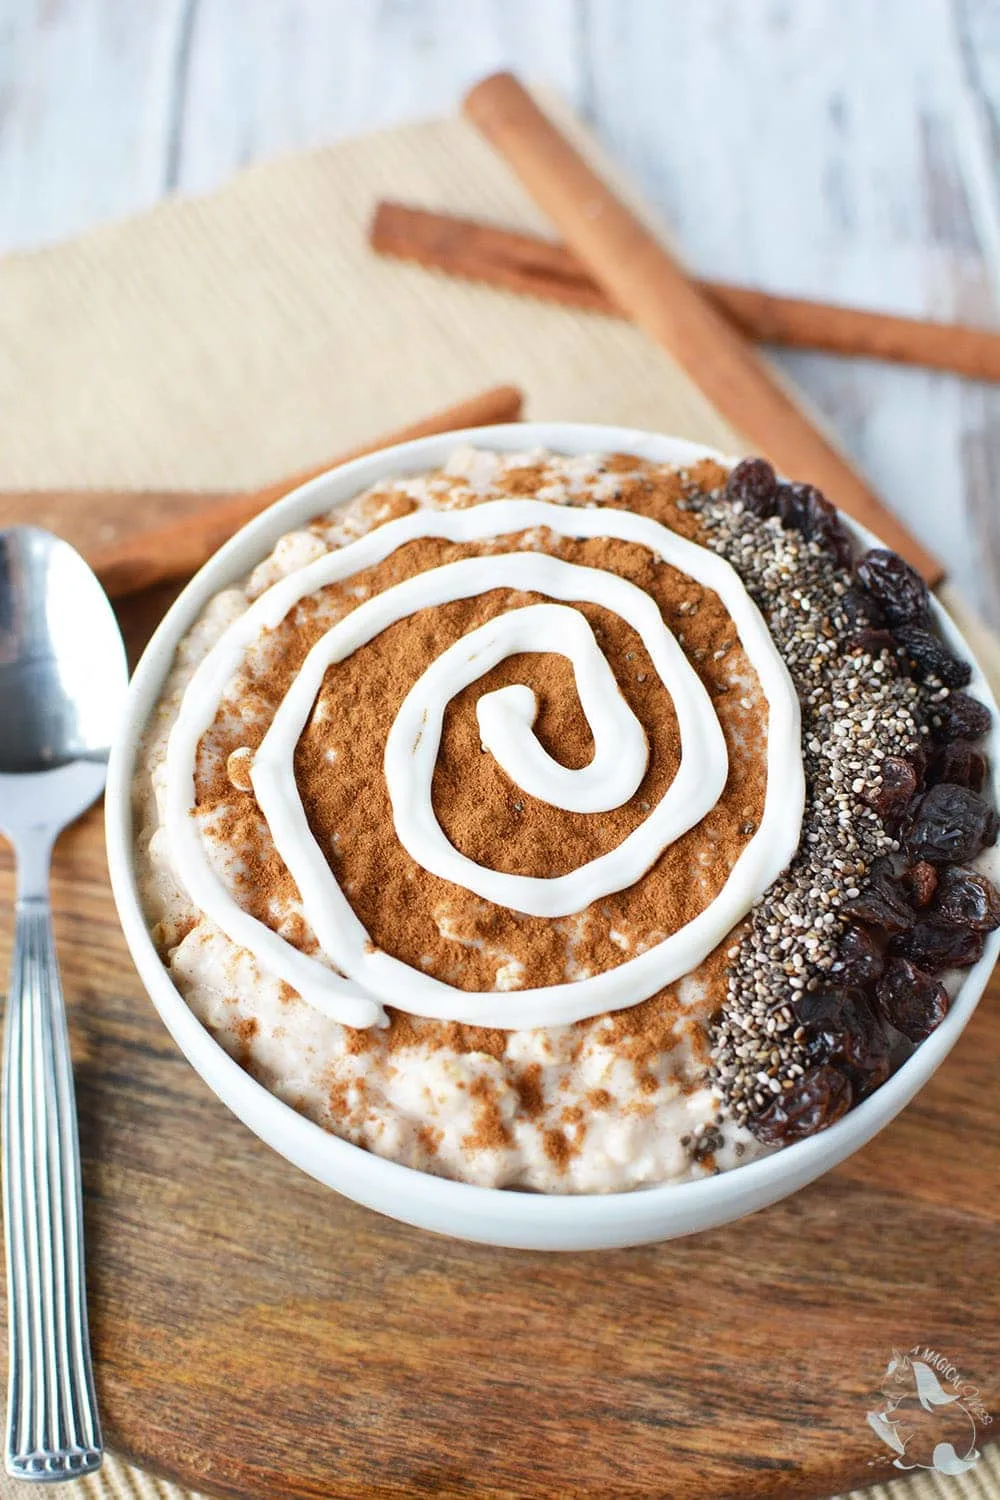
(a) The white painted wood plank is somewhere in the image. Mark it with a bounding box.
[0,0,192,251]
[583,0,989,307]
[950,0,1000,292]
[171,0,582,195]
[949,0,1000,628]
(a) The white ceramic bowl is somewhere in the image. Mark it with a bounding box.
[105,424,1000,1251]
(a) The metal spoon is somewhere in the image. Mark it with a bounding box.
[0,527,127,1480]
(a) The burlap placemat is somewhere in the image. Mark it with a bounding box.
[0,98,995,1500]
[0,1445,992,1500]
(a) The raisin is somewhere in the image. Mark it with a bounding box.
[893,625,972,687]
[902,861,937,908]
[843,585,882,629]
[889,921,985,972]
[841,873,914,933]
[751,1064,854,1144]
[931,866,1000,931]
[904,783,999,865]
[797,987,891,1096]
[855,549,931,627]
[853,1055,891,1098]
[726,458,778,517]
[875,958,950,1042]
[928,740,988,792]
[774,481,812,530]
[861,756,920,823]
[801,489,853,567]
[932,692,991,743]
[850,627,899,658]
[830,924,885,985]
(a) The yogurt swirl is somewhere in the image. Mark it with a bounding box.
[164,497,804,1029]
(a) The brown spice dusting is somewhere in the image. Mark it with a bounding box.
[191,453,761,1123]
[226,746,255,791]
[461,1076,512,1153]
[328,1079,351,1122]
[491,464,550,495]
[353,487,420,528]
[415,1123,443,1158]
[151,913,197,955]
[514,1063,545,1118]
[380,1011,507,1061]
[327,1072,369,1126]
[290,527,763,997]
[542,1128,577,1172]
[228,1013,260,1066]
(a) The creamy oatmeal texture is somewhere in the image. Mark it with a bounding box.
[136,446,801,1191]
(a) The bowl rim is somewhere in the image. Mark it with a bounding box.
[104,422,1000,1248]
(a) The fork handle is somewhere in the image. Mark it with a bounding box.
[3,897,102,1480]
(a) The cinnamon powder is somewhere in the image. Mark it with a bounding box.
[192,456,764,1090]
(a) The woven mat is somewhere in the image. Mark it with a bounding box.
[0,1447,996,1500]
[0,97,996,1500]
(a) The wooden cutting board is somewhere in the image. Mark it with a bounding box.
[0,526,997,1500]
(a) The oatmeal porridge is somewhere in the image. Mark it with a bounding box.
[134,447,999,1191]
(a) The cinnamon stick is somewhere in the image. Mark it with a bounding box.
[372,200,1000,384]
[79,384,522,598]
[463,73,943,584]
[372,201,616,314]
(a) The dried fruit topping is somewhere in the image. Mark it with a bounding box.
[889,920,986,973]
[751,1063,853,1144]
[853,1057,890,1098]
[855,549,931,627]
[861,755,920,823]
[901,861,938,908]
[850,627,899,658]
[904,783,1000,865]
[796,988,891,1099]
[842,585,882,628]
[893,625,972,688]
[929,740,988,792]
[932,692,991,743]
[931,866,1000,931]
[830,924,885,985]
[726,458,778,517]
[875,958,950,1042]
[840,872,914,933]
[908,742,929,781]
[774,481,812,531]
[800,489,853,567]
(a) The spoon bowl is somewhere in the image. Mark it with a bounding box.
[0,526,127,1480]
[0,526,127,781]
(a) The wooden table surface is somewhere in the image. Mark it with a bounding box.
[0,713,998,1498]
[3,4,1000,1497]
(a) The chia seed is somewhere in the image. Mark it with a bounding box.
[682,484,943,1126]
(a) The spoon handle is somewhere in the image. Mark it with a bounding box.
[2,897,102,1480]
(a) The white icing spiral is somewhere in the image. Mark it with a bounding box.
[164,498,804,1031]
